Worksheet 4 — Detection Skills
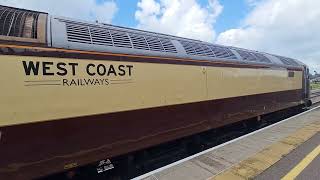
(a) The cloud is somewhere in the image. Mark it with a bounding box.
[216,0,320,72]
[0,0,118,23]
[135,0,223,42]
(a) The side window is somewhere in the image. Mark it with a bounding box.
[288,71,295,78]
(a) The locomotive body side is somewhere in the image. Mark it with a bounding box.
[0,5,309,179]
[0,48,304,179]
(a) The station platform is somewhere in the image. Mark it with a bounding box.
[134,106,320,180]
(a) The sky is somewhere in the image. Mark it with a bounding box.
[0,0,319,73]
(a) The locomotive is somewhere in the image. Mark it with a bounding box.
[0,5,310,179]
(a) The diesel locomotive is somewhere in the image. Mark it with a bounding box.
[0,5,310,179]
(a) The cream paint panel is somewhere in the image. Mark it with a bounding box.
[0,55,302,127]
[206,67,302,99]
[0,55,207,126]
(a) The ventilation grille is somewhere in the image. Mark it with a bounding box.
[91,27,113,46]
[179,41,198,55]
[0,6,40,38]
[65,21,177,53]
[66,23,91,43]
[179,40,237,59]
[276,56,299,66]
[235,49,271,63]
[111,31,131,48]
[252,53,271,63]
[130,33,148,50]
[210,45,237,59]
[160,38,177,53]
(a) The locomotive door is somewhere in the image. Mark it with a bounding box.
[303,66,310,100]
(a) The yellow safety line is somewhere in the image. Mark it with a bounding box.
[281,144,320,180]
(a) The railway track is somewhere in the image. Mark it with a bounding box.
[311,90,320,105]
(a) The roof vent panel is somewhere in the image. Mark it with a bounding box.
[66,23,91,44]
[276,56,299,66]
[194,44,207,56]
[252,53,271,63]
[235,49,272,63]
[179,41,196,55]
[90,27,113,46]
[129,33,149,50]
[63,20,178,54]
[236,49,256,61]
[160,38,177,53]
[145,36,164,52]
[193,44,215,57]
[192,43,215,57]
[201,45,215,57]
[179,40,237,59]
[209,45,237,59]
[110,31,132,48]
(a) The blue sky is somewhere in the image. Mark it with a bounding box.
[109,0,137,27]
[110,0,250,34]
[212,0,249,34]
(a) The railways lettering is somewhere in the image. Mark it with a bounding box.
[62,78,109,86]
[22,61,134,77]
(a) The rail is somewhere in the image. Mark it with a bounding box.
[310,90,320,105]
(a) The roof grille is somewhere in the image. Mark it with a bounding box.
[145,36,163,52]
[209,45,237,59]
[179,40,237,59]
[130,34,148,50]
[91,27,113,46]
[179,41,197,55]
[66,23,91,43]
[236,50,256,61]
[201,45,215,57]
[276,56,299,66]
[179,40,216,57]
[194,44,213,57]
[0,5,40,38]
[110,30,131,48]
[252,52,271,63]
[235,49,271,63]
[64,21,178,53]
[161,38,177,53]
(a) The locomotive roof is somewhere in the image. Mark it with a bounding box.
[0,5,305,68]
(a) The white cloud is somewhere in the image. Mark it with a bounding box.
[0,0,118,23]
[216,0,320,72]
[245,0,264,7]
[135,0,223,42]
